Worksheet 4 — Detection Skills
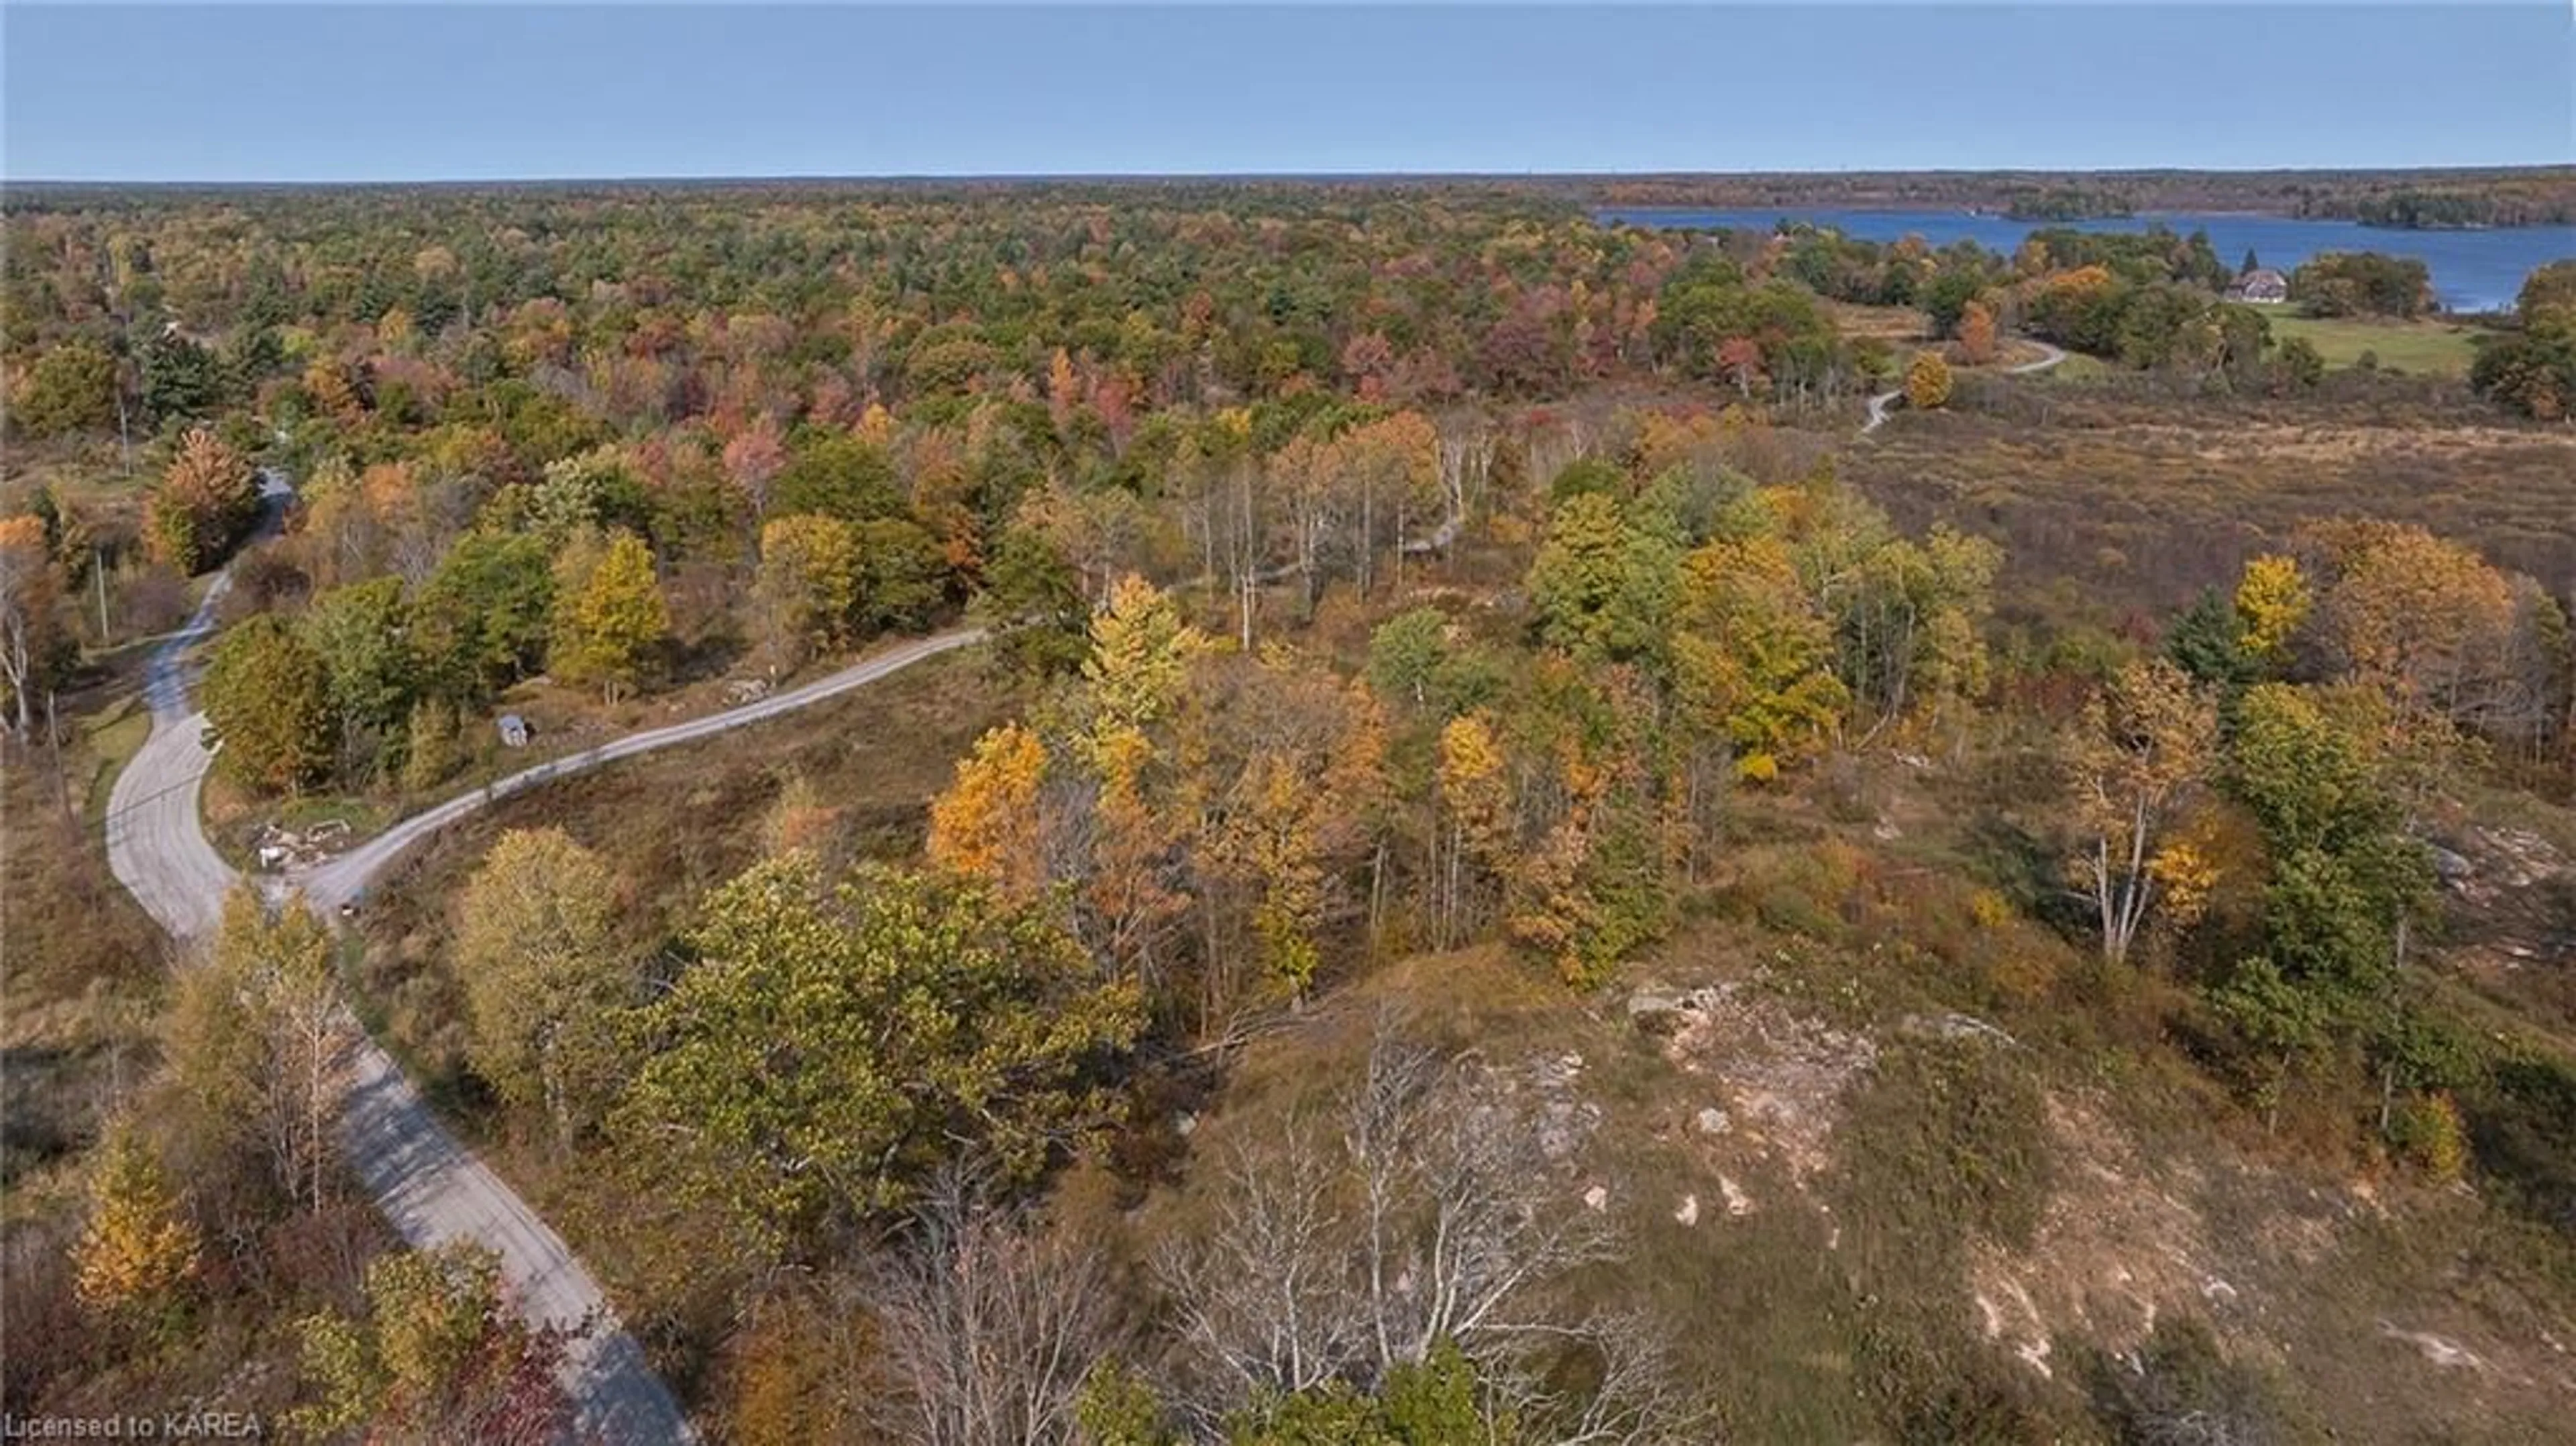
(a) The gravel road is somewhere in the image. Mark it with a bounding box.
[103,477,977,1441]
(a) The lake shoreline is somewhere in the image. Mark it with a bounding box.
[1601,205,2569,232]
[1594,206,2576,313]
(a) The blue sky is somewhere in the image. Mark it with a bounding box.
[5,5,2570,181]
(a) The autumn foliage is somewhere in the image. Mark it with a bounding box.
[0,513,63,735]
[73,1125,201,1324]
[1903,350,1954,411]
[147,427,258,572]
[2066,658,2220,966]
[1955,301,1998,365]
[12,178,2576,1446]
[927,722,1052,902]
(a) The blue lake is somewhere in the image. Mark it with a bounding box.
[1595,207,2576,314]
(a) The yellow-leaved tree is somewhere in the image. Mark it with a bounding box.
[453,828,629,1151]
[1191,658,1389,1004]
[209,888,352,1211]
[1904,350,1953,411]
[304,360,364,424]
[1074,576,1204,981]
[1434,712,1512,949]
[146,426,258,572]
[2068,658,2220,966]
[926,721,1052,904]
[1048,346,1081,432]
[286,1243,572,1441]
[1672,533,1847,782]
[1957,301,1998,365]
[1081,574,1205,753]
[1236,752,1330,998]
[754,513,862,666]
[2233,553,2313,669]
[2305,521,2522,733]
[74,1124,201,1325]
[549,528,667,703]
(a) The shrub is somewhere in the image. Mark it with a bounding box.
[2084,1316,2308,1445]
[1904,351,1954,411]
[2273,336,2326,391]
[2391,1092,2470,1184]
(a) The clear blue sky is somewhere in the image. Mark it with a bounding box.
[6,4,2570,181]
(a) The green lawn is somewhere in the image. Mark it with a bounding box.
[273,794,397,837]
[2254,308,2488,377]
[207,792,400,873]
[2037,351,2114,384]
[79,698,150,826]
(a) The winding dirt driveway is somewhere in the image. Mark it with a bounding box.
[105,496,981,1441]
[1862,337,2069,434]
[293,628,981,914]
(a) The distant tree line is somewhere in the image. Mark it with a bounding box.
[1999,186,2136,221]
[1556,167,2576,226]
[2331,187,2576,230]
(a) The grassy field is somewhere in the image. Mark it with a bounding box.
[2,718,171,1205]
[79,699,150,823]
[2035,350,2114,384]
[2254,307,2489,377]
[1,444,146,509]
[1849,376,2576,623]
[1826,301,1929,344]
[201,623,977,872]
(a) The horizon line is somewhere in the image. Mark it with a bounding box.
[11,162,2575,190]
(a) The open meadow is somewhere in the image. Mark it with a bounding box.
[1853,370,2576,625]
[2255,307,2489,376]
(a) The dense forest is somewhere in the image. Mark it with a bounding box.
[1562,167,2576,228]
[5,183,2575,1445]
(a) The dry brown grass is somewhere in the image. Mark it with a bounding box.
[1847,378,2576,621]
[1,711,169,1212]
[1827,301,1930,344]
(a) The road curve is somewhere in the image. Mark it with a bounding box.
[294,627,983,913]
[1862,337,2068,435]
[105,582,245,943]
[107,473,293,939]
[105,504,979,1442]
[299,627,979,1443]
[305,627,973,1440]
